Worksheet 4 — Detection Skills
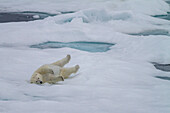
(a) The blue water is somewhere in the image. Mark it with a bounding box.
[152,62,170,81]
[153,12,170,20]
[155,76,170,81]
[30,41,115,52]
[0,11,75,23]
[153,63,170,72]
[128,29,169,36]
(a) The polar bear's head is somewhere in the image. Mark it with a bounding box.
[30,73,43,84]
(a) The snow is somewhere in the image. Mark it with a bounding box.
[33,15,40,19]
[0,0,170,113]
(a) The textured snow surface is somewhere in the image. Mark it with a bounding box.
[0,0,170,113]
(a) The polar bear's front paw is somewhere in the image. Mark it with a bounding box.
[59,76,64,81]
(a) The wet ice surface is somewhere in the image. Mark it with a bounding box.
[30,41,115,52]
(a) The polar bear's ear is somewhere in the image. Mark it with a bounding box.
[25,80,33,84]
[30,80,34,83]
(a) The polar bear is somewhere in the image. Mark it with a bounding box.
[30,55,79,84]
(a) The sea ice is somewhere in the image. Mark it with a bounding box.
[0,0,170,113]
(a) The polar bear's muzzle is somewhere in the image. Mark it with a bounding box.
[36,80,43,84]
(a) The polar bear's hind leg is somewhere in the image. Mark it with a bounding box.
[52,55,71,67]
[60,65,80,79]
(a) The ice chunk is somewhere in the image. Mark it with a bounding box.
[54,9,133,24]
[33,15,40,19]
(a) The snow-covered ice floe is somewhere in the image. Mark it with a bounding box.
[0,0,170,113]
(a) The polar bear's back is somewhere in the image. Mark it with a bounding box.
[42,64,61,76]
